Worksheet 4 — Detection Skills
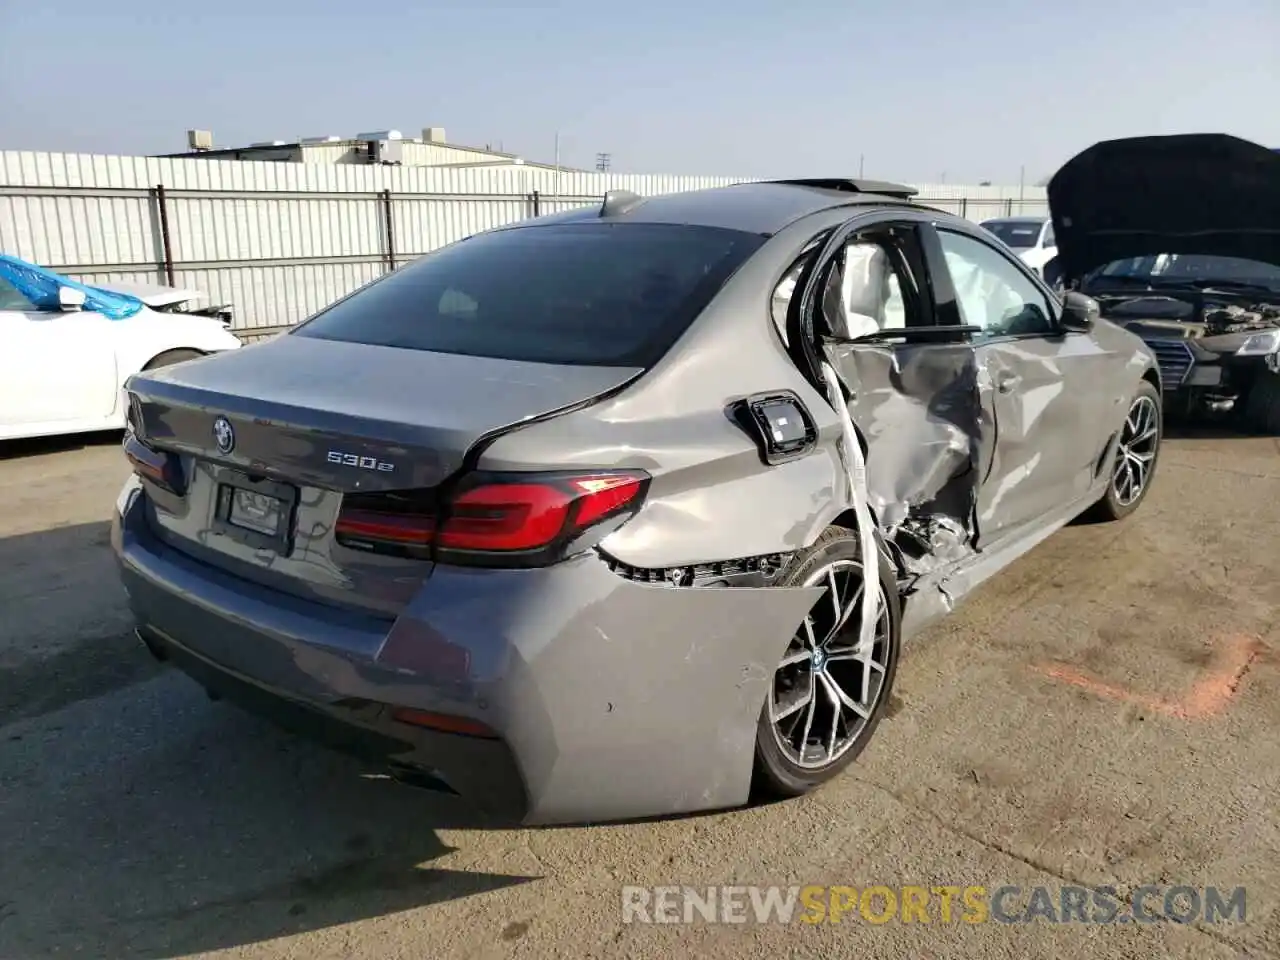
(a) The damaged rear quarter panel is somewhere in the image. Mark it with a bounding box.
[396,558,823,823]
[476,216,860,570]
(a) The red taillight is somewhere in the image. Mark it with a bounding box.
[334,470,649,566]
[333,509,436,546]
[441,475,643,552]
[124,434,185,496]
[390,707,498,738]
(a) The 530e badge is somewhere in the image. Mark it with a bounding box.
[326,450,395,473]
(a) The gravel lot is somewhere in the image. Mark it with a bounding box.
[1,428,1277,959]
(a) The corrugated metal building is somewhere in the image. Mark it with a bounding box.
[0,146,1050,338]
[162,126,587,173]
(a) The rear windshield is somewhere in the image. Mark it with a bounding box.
[293,221,766,367]
[982,220,1043,249]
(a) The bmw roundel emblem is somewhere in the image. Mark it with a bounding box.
[213,416,235,455]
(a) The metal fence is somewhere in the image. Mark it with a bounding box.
[0,150,1049,337]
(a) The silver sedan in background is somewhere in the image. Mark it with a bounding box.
[114,177,1160,825]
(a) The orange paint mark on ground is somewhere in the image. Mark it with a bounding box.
[1033,634,1265,719]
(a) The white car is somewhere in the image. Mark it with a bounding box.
[979,216,1058,278]
[0,255,243,441]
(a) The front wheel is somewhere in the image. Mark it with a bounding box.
[753,526,902,799]
[1087,380,1162,522]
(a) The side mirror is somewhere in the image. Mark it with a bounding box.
[1060,291,1099,331]
[58,286,87,311]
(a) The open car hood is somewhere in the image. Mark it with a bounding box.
[93,280,207,308]
[1047,134,1280,282]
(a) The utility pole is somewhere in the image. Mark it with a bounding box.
[858,154,865,178]
[554,131,561,197]
[595,152,611,172]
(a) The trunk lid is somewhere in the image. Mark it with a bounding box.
[95,281,208,308]
[127,334,641,616]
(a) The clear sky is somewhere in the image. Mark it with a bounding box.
[2,0,1277,184]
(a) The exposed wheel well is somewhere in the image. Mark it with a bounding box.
[821,418,877,543]
[823,505,912,585]
[828,507,878,536]
[1141,365,1161,396]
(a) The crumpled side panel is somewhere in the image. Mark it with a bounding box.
[0,254,144,320]
[823,340,989,537]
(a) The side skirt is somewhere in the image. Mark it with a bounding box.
[899,480,1109,641]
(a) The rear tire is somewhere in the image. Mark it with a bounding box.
[1243,370,1280,434]
[753,525,902,800]
[143,348,204,370]
[1086,380,1162,522]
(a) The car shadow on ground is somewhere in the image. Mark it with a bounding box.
[1159,406,1277,440]
[1162,420,1267,441]
[0,521,148,723]
[1,680,540,958]
[1071,415,1270,527]
[0,519,539,959]
[0,429,124,461]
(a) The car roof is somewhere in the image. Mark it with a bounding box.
[982,215,1046,224]
[510,180,937,237]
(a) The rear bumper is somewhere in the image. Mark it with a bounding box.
[112,478,821,825]
[134,621,528,818]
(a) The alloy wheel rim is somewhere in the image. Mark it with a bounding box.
[769,559,891,770]
[1113,395,1159,506]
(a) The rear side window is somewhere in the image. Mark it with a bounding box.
[982,220,1041,249]
[294,222,765,367]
